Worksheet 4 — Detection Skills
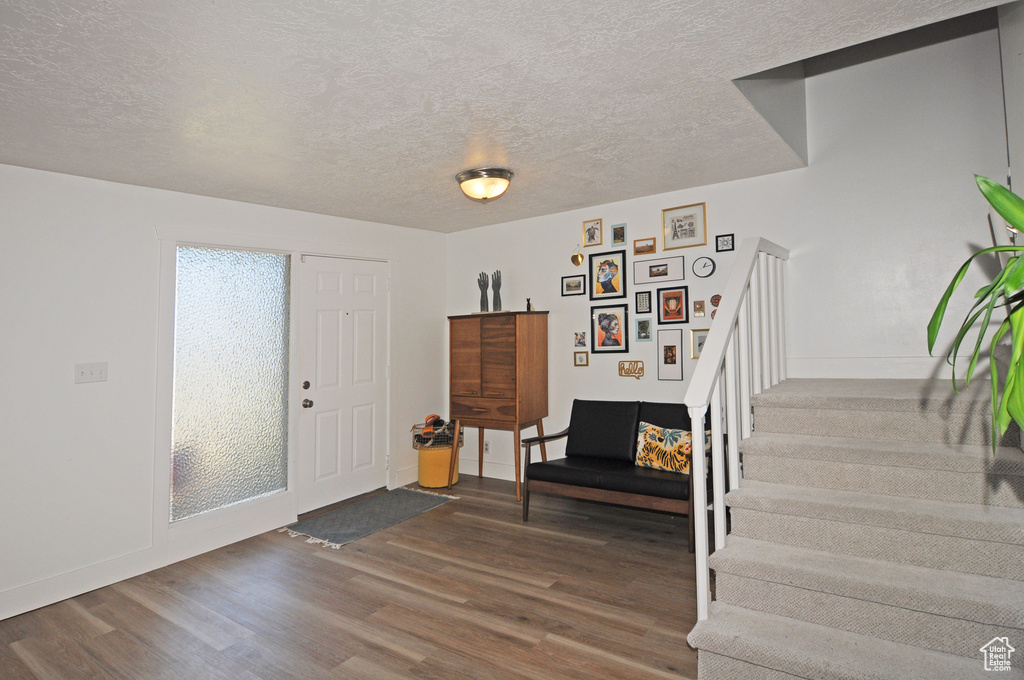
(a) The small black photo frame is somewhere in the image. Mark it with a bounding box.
[561,274,586,296]
[635,290,652,314]
[716,233,735,252]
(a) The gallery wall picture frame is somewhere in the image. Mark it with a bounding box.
[690,328,710,359]
[574,351,589,366]
[633,255,684,285]
[634,237,656,256]
[583,219,603,247]
[589,250,627,300]
[716,233,735,252]
[662,202,707,250]
[561,274,586,296]
[611,223,627,245]
[658,329,683,380]
[636,317,653,342]
[693,300,705,318]
[591,303,629,353]
[574,331,587,348]
[657,285,689,324]
[635,290,652,314]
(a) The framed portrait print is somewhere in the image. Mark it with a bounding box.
[591,304,629,353]
[583,219,603,247]
[574,351,589,367]
[561,274,586,296]
[657,286,689,324]
[716,233,735,252]
[636,317,653,342]
[634,237,656,256]
[662,202,707,250]
[658,329,683,380]
[633,256,684,285]
[635,290,652,314]
[589,250,627,300]
[691,328,710,359]
[611,223,627,245]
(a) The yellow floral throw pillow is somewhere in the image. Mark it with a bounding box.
[635,421,709,474]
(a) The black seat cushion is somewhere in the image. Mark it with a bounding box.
[525,457,634,488]
[598,465,691,501]
[564,399,640,462]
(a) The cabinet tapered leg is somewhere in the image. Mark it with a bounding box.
[514,424,522,502]
[479,427,485,477]
[537,419,547,462]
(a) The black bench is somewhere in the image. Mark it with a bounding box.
[521,399,704,553]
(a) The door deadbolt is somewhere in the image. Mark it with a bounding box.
[302,399,314,408]
[302,380,311,389]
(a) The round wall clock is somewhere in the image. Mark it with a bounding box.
[693,257,716,278]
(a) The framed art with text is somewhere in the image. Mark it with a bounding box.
[662,202,707,250]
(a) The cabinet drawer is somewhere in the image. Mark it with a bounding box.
[451,397,516,423]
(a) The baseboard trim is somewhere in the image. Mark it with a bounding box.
[0,547,155,621]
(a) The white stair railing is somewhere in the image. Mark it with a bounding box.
[683,237,790,621]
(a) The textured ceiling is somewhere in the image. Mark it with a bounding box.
[0,0,1006,232]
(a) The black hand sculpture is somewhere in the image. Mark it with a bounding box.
[491,270,502,311]
[478,272,489,312]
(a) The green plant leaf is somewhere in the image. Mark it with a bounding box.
[977,175,1024,232]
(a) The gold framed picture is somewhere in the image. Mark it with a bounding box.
[574,351,589,366]
[583,219,603,247]
[662,202,707,250]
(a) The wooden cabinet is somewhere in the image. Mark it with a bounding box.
[448,311,548,500]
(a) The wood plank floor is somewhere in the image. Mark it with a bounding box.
[0,477,699,679]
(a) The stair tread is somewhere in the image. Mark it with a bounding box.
[750,378,998,413]
[687,603,1005,680]
[739,432,1024,476]
[729,480,1024,544]
[711,537,1024,626]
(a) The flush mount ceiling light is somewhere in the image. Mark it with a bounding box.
[456,167,513,201]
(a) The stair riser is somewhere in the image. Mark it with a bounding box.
[715,573,1020,658]
[730,509,1024,581]
[698,652,803,680]
[753,406,1018,446]
[742,455,1024,509]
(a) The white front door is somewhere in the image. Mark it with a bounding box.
[297,256,389,513]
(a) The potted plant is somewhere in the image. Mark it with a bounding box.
[928,175,1024,442]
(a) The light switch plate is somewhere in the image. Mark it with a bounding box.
[75,362,108,384]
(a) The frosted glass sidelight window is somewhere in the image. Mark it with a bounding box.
[171,246,290,522]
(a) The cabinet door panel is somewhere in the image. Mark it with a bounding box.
[481,316,517,396]
[450,317,482,396]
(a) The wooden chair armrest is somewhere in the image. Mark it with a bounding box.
[522,428,569,447]
[522,427,569,466]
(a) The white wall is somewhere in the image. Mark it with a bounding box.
[0,165,447,618]
[445,28,1008,479]
[1001,1,1024,188]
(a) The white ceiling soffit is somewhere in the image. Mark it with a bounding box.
[0,1,1006,233]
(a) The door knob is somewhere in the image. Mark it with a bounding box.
[302,399,314,408]
[302,380,311,389]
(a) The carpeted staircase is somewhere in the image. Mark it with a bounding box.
[687,378,1024,680]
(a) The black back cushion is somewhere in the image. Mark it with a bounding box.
[637,401,691,431]
[565,399,640,461]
